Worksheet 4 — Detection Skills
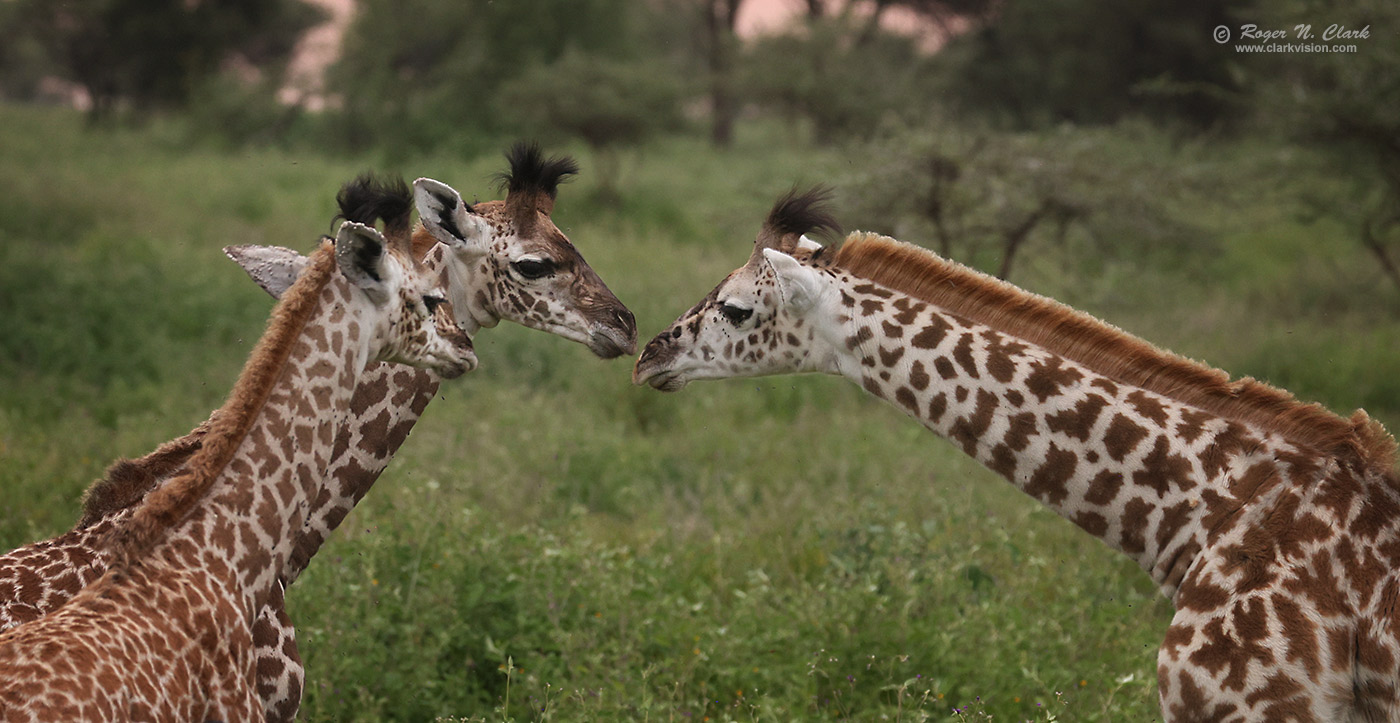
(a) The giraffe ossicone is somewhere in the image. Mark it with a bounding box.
[634,188,1400,722]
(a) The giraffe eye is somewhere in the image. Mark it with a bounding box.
[719,302,753,325]
[511,258,554,280]
[423,295,447,315]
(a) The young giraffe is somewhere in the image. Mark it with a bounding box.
[633,189,1400,722]
[0,218,474,720]
[0,146,636,722]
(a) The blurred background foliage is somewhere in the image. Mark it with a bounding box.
[1,0,1395,282]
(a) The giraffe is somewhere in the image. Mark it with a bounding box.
[0,145,636,721]
[0,216,473,721]
[632,188,1400,722]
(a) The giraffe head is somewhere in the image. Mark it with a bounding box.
[332,220,476,379]
[633,187,841,391]
[227,146,636,360]
[412,142,636,358]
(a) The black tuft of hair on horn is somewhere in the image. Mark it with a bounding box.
[766,185,841,239]
[334,172,413,236]
[496,140,580,200]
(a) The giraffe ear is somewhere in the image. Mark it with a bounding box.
[335,221,395,305]
[223,245,308,300]
[414,177,490,258]
[762,248,823,314]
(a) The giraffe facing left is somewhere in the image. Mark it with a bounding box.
[0,217,473,720]
[634,189,1400,721]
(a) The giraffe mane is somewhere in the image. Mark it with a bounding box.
[111,241,340,564]
[822,232,1398,474]
[74,417,214,528]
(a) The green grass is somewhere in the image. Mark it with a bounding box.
[1,104,1397,721]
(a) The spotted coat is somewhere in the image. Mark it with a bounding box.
[0,225,473,722]
[0,167,635,720]
[634,211,1399,722]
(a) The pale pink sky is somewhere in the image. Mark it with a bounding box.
[737,0,808,36]
[737,0,949,47]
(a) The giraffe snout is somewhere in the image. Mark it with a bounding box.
[584,302,637,359]
[632,332,685,390]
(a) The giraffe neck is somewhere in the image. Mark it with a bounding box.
[812,272,1305,599]
[141,261,378,616]
[279,246,462,586]
[280,363,438,585]
[87,249,458,592]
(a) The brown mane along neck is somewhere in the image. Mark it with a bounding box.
[112,241,340,564]
[822,232,1397,474]
[75,418,213,527]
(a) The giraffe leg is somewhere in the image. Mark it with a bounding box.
[252,580,304,723]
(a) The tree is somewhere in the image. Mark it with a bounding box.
[940,0,1246,128]
[9,0,318,119]
[1245,0,1400,294]
[704,0,745,147]
[842,122,1211,282]
[328,0,643,156]
[739,15,937,144]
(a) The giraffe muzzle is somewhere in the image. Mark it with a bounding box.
[632,337,687,391]
[583,304,637,359]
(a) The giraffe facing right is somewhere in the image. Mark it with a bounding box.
[0,217,473,720]
[0,144,636,722]
[633,189,1400,722]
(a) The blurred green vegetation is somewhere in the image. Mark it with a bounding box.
[0,0,1397,719]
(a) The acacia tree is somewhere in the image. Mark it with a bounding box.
[842,123,1209,282]
[1249,0,1400,293]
